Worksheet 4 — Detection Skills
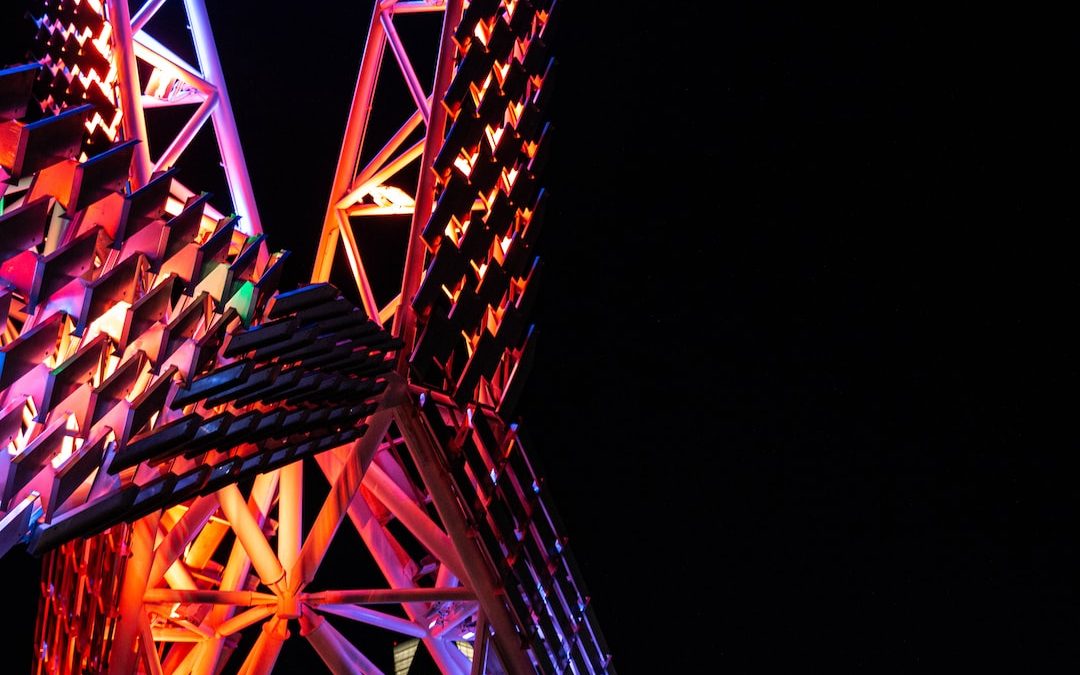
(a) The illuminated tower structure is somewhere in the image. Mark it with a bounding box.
[0,1,612,673]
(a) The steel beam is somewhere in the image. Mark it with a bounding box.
[312,4,388,284]
[394,402,535,674]
[289,411,395,593]
[106,0,153,185]
[393,0,464,356]
[216,483,286,590]
[303,587,474,605]
[300,609,386,675]
[365,460,467,579]
[278,460,303,583]
[108,514,160,674]
[183,0,265,242]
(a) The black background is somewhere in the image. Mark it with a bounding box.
[1,2,1068,671]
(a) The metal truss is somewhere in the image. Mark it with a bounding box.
[312,0,554,413]
[84,384,608,674]
[311,0,457,324]
[27,0,265,238]
[2,0,614,672]
[98,400,506,674]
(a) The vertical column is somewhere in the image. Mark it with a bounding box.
[394,401,535,675]
[183,0,266,246]
[105,0,153,186]
[107,514,159,674]
[278,461,303,584]
[394,0,465,357]
[312,4,389,286]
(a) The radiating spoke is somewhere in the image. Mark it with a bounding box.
[300,609,387,675]
[216,484,285,590]
[236,617,288,675]
[303,587,474,605]
[278,461,303,582]
[216,605,278,638]
[149,496,219,586]
[317,604,427,638]
[290,411,394,593]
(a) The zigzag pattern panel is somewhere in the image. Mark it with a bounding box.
[1,62,397,557]
[417,389,613,674]
[410,0,556,415]
[25,0,121,154]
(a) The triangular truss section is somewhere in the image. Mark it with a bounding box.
[3,1,617,673]
[25,0,266,241]
[312,0,452,323]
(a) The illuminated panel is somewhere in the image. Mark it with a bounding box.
[32,523,129,675]
[0,62,399,556]
[417,389,615,674]
[4,1,617,672]
[405,4,615,672]
[27,0,121,154]
[410,0,556,416]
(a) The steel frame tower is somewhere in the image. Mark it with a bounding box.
[1,1,611,673]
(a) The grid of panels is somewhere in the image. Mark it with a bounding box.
[5,1,619,671]
[26,0,122,154]
[1,63,397,556]
[410,0,556,416]
[32,523,129,675]
[418,390,614,674]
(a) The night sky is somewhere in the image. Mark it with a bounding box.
[1,2,1065,672]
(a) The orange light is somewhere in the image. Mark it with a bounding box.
[165,196,185,217]
[101,354,121,385]
[444,216,465,244]
[472,19,491,47]
[10,399,39,455]
[85,300,131,345]
[50,414,83,469]
[482,187,500,210]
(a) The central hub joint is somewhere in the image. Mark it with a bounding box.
[277,593,302,620]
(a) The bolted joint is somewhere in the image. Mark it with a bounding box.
[276,593,302,620]
[297,605,325,637]
[262,616,291,640]
[260,567,287,593]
